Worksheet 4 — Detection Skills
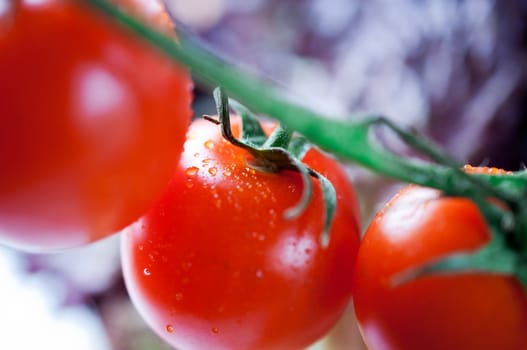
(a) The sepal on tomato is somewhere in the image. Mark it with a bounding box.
[229,99,267,146]
[392,229,527,286]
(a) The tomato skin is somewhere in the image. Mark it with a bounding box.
[0,0,192,251]
[353,185,527,350]
[121,118,361,350]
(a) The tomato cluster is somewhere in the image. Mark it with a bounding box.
[1,1,363,348]
[3,1,527,350]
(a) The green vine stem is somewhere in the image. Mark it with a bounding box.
[85,0,526,199]
[86,0,527,261]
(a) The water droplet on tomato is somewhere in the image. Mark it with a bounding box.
[166,325,174,333]
[223,169,232,177]
[208,167,217,176]
[185,180,194,188]
[175,292,184,301]
[185,166,199,176]
[204,140,215,149]
[211,327,219,334]
[143,268,151,276]
[251,232,265,241]
[255,269,264,279]
[138,245,144,251]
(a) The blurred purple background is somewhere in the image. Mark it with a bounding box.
[2,1,526,349]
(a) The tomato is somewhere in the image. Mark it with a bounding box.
[0,0,192,251]
[121,118,361,350]
[353,180,527,350]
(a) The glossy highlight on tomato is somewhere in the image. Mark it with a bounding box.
[0,0,192,251]
[353,178,527,350]
[121,118,361,350]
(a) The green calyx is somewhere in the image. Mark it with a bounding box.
[209,88,337,247]
[392,232,527,287]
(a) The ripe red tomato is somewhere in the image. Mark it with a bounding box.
[0,0,192,251]
[121,118,361,350]
[353,179,527,350]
